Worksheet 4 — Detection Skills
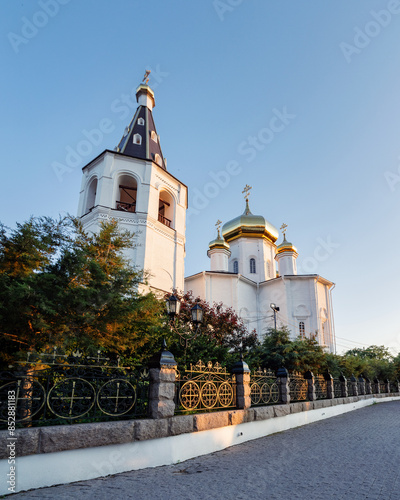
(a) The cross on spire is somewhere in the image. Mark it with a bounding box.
[142,70,151,85]
[280,223,288,236]
[242,184,252,201]
[215,219,222,237]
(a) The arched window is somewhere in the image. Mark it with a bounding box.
[133,133,142,145]
[299,321,305,340]
[116,175,137,213]
[154,153,162,166]
[266,259,271,278]
[151,130,158,142]
[85,178,97,213]
[233,261,239,274]
[138,117,145,126]
[250,258,256,274]
[158,190,174,228]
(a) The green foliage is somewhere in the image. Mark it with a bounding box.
[163,291,258,369]
[255,327,326,373]
[0,216,166,366]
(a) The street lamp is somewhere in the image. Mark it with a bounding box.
[165,295,204,365]
[270,303,280,330]
[165,294,181,319]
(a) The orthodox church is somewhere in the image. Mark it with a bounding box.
[77,78,336,354]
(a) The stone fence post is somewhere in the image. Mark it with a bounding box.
[277,367,290,404]
[339,373,348,398]
[148,340,177,419]
[232,355,251,409]
[350,375,358,396]
[358,375,366,396]
[374,378,380,394]
[365,377,372,395]
[324,371,334,399]
[385,379,391,394]
[304,370,316,401]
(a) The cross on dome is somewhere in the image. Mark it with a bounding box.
[215,219,222,237]
[280,223,288,236]
[242,184,252,201]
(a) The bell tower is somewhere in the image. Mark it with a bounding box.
[77,77,188,294]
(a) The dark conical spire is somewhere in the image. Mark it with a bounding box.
[115,84,167,170]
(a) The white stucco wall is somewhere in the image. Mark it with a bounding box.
[79,151,187,293]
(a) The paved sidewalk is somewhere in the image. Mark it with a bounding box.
[9,401,400,500]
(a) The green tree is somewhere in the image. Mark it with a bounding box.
[0,216,166,365]
[256,327,326,373]
[164,291,258,369]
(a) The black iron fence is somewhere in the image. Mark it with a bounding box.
[1,349,399,428]
[0,351,149,429]
[250,368,280,406]
[314,374,328,400]
[175,360,236,413]
[289,372,308,402]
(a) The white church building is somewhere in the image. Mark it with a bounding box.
[77,80,336,353]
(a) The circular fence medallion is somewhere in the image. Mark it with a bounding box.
[97,379,137,416]
[250,382,261,405]
[270,382,279,403]
[200,381,218,409]
[260,383,271,404]
[47,378,95,419]
[218,382,233,407]
[0,380,45,422]
[179,381,200,410]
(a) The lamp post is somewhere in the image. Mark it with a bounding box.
[270,303,280,330]
[165,295,204,366]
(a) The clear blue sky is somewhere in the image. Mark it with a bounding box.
[1,0,400,355]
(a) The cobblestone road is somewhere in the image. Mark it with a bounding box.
[9,401,400,500]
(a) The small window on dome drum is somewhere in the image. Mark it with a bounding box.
[250,258,256,274]
[138,117,145,126]
[233,261,239,274]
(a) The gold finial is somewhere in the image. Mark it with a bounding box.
[280,223,288,236]
[142,70,151,85]
[215,219,222,237]
[242,184,252,201]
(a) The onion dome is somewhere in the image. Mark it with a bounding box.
[208,227,230,251]
[221,199,279,243]
[276,234,298,255]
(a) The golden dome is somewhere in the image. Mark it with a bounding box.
[208,229,230,251]
[221,200,279,243]
[276,234,298,254]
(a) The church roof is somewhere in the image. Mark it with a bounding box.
[115,84,167,170]
[221,199,279,243]
[276,234,298,254]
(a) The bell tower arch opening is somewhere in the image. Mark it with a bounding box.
[116,174,137,213]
